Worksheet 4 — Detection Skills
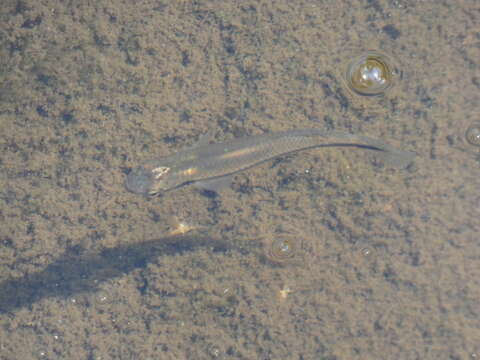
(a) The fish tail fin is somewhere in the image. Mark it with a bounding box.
[377,142,416,168]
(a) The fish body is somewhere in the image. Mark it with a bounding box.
[126,128,414,195]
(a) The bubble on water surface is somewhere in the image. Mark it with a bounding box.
[344,51,397,96]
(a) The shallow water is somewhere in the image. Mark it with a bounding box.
[0,1,478,359]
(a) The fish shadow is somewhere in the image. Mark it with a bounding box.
[0,235,235,314]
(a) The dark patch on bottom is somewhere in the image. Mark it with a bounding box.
[0,235,235,314]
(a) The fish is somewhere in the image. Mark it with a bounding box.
[125,128,415,196]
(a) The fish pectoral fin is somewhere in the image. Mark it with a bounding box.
[194,175,234,192]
